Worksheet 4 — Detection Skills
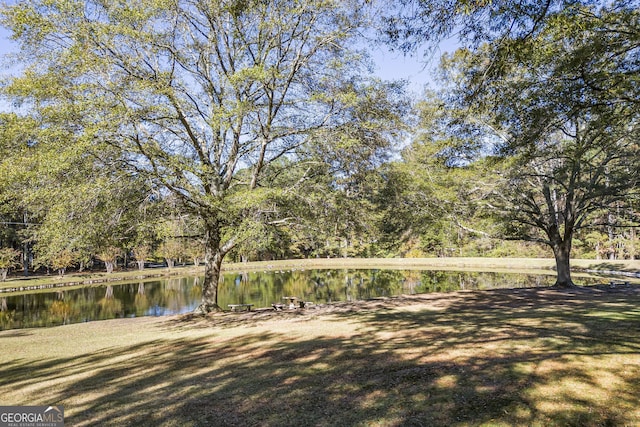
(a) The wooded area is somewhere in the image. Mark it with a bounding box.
[0,0,638,310]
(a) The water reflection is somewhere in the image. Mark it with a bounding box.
[0,269,602,330]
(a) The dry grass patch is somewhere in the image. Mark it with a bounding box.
[1,286,639,426]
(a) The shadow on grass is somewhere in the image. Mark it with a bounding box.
[3,287,640,426]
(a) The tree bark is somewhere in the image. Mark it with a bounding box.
[552,240,575,287]
[195,222,224,314]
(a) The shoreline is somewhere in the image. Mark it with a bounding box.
[1,256,639,295]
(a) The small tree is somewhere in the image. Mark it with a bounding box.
[185,241,204,267]
[0,248,19,281]
[51,250,75,276]
[157,239,183,269]
[132,245,152,271]
[97,247,121,274]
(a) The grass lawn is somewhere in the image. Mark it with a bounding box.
[2,285,639,426]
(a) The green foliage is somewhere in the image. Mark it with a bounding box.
[96,247,121,274]
[372,94,500,258]
[413,1,640,284]
[157,239,183,268]
[0,247,20,281]
[50,249,75,276]
[0,247,19,270]
[1,0,401,309]
[382,0,600,53]
[132,245,152,270]
[3,0,636,292]
[374,1,639,266]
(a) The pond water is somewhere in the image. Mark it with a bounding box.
[0,268,603,330]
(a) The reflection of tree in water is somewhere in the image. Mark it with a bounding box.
[0,298,13,329]
[190,276,202,297]
[282,270,310,302]
[233,272,251,304]
[49,300,72,324]
[310,271,336,303]
[165,278,188,312]
[98,285,123,317]
[401,270,422,294]
[415,271,559,293]
[345,271,369,301]
[369,270,405,297]
[134,282,150,313]
[344,274,353,302]
[48,290,75,325]
[220,270,284,308]
[419,271,468,293]
[167,278,182,291]
[312,270,382,303]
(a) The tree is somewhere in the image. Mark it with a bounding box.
[1,0,398,312]
[1,103,158,275]
[157,239,184,269]
[383,0,604,51]
[431,3,640,286]
[0,247,19,281]
[96,246,121,274]
[50,249,74,276]
[373,90,498,258]
[0,113,42,275]
[483,124,639,286]
[132,245,152,271]
[384,0,640,116]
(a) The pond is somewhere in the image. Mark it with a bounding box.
[0,268,604,330]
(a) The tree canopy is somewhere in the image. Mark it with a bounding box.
[406,0,640,285]
[0,0,637,293]
[0,0,408,311]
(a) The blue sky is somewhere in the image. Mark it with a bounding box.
[373,34,462,94]
[372,45,437,93]
[0,25,17,64]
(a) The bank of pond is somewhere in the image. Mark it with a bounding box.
[0,268,610,330]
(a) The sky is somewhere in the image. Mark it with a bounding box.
[372,45,437,93]
[0,24,19,111]
[371,27,461,92]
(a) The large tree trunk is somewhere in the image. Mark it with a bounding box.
[195,223,225,314]
[552,240,575,288]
